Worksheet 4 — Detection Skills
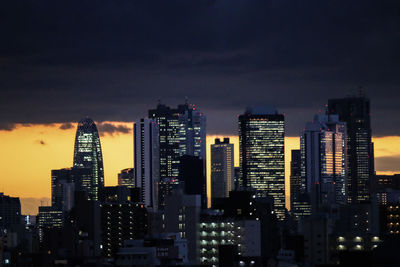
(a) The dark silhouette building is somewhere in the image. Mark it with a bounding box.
[328,95,374,203]
[0,193,21,230]
[211,138,234,206]
[118,168,135,188]
[178,155,207,209]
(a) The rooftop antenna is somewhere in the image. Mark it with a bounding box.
[185,96,189,106]
[157,99,162,105]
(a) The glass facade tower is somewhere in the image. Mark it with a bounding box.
[328,95,374,203]
[301,114,347,210]
[239,107,285,220]
[73,117,104,200]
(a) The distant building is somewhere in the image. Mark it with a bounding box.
[239,106,285,219]
[179,155,207,209]
[301,114,347,210]
[51,168,75,212]
[290,150,311,220]
[328,95,374,203]
[164,189,201,263]
[118,168,135,188]
[37,206,63,242]
[0,193,21,230]
[198,215,261,266]
[134,118,160,210]
[148,102,206,208]
[73,117,104,200]
[101,202,148,258]
[211,138,234,206]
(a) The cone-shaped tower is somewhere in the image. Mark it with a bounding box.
[73,117,104,200]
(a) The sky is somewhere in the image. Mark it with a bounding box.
[1,0,400,213]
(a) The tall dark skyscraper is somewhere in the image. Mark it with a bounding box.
[148,102,206,179]
[290,150,302,207]
[239,106,285,220]
[328,94,374,203]
[178,155,207,209]
[73,117,104,200]
[134,118,160,209]
[148,102,206,208]
[211,138,234,205]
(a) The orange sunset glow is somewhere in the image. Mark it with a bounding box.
[0,122,399,214]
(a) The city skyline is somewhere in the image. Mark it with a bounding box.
[1,112,399,215]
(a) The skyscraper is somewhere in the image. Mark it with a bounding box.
[211,138,234,205]
[73,117,104,200]
[179,155,207,209]
[148,102,206,179]
[290,150,302,206]
[301,114,347,210]
[328,94,374,203]
[290,150,311,220]
[134,118,160,209]
[239,106,285,219]
[148,102,206,208]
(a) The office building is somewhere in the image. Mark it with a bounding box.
[73,117,104,200]
[239,106,285,219]
[179,155,207,209]
[328,95,374,203]
[301,114,347,210]
[164,189,201,263]
[198,215,261,267]
[211,138,234,205]
[118,168,135,188]
[101,202,148,258]
[0,193,21,230]
[37,206,63,242]
[148,102,206,208]
[51,169,75,212]
[134,118,160,210]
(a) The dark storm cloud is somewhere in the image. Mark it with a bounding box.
[97,122,132,137]
[59,122,74,130]
[1,0,400,136]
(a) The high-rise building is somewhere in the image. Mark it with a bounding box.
[301,114,347,210]
[118,168,135,188]
[164,189,201,263]
[101,202,148,258]
[51,169,75,212]
[134,119,160,210]
[73,117,104,200]
[290,150,311,220]
[211,138,234,205]
[37,206,63,242]
[239,106,285,219]
[290,150,302,208]
[0,193,21,230]
[148,102,206,208]
[328,95,374,203]
[179,155,207,209]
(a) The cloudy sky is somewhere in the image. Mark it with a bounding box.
[1,0,400,136]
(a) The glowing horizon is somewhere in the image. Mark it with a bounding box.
[0,122,399,214]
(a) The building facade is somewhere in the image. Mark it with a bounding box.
[73,117,104,200]
[239,106,285,219]
[134,119,160,210]
[211,138,234,206]
[301,114,347,210]
[328,95,374,203]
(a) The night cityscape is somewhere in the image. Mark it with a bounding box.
[1,1,400,267]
